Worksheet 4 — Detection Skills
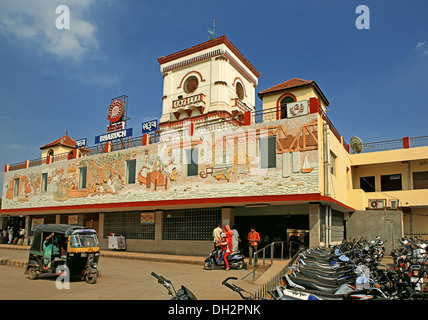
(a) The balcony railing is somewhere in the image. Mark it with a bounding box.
[5,104,428,172]
[350,136,428,154]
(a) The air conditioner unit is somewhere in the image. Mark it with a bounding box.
[368,199,386,209]
[389,199,399,210]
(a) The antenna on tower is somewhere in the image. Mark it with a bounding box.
[208,18,216,40]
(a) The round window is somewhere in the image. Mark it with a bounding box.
[236,82,244,100]
[184,76,199,94]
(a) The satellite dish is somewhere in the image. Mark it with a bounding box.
[350,136,363,153]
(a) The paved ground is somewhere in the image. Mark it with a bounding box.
[0,245,288,300]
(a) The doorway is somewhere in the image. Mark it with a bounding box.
[233,214,309,258]
[84,213,99,233]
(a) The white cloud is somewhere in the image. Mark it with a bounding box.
[0,0,98,60]
[416,41,426,49]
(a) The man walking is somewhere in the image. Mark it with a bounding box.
[247,226,260,265]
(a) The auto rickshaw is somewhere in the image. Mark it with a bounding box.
[24,224,100,284]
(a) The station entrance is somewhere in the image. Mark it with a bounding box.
[233,212,309,258]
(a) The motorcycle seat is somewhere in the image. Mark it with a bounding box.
[298,269,355,286]
[299,265,354,277]
[288,274,341,294]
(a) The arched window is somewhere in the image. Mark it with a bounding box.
[47,149,54,162]
[68,150,74,160]
[280,96,295,119]
[236,82,244,100]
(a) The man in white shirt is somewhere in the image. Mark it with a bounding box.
[212,224,222,249]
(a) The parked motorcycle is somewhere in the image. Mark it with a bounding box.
[151,272,197,300]
[389,237,428,299]
[218,237,427,300]
[204,247,246,270]
[276,242,390,300]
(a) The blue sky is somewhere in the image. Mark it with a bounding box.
[0,0,428,192]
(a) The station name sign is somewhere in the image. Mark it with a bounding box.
[107,121,125,132]
[142,119,158,134]
[75,138,87,148]
[172,94,204,109]
[95,128,133,144]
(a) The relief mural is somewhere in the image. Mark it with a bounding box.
[2,114,320,209]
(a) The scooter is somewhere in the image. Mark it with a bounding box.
[204,247,246,270]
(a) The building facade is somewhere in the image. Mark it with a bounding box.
[2,35,427,255]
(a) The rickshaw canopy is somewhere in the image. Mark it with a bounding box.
[30,224,97,252]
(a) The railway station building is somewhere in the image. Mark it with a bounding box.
[2,35,428,256]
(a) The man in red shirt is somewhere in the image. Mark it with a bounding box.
[247,226,260,265]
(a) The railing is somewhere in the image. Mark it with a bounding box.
[404,232,428,241]
[250,241,297,281]
[350,135,428,154]
[254,265,289,299]
[253,107,277,124]
[6,103,428,171]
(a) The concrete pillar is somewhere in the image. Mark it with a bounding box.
[98,213,104,239]
[155,210,163,241]
[308,203,321,248]
[25,215,31,244]
[142,134,150,146]
[55,214,61,224]
[221,207,234,227]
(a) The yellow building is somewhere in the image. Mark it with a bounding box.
[1,35,427,255]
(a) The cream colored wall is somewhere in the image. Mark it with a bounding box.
[41,145,74,159]
[403,207,428,234]
[160,43,257,123]
[347,147,428,210]
[328,129,352,205]
[261,86,327,111]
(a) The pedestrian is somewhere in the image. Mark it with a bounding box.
[43,233,54,270]
[217,233,228,263]
[247,226,260,265]
[231,226,240,252]
[1,228,6,244]
[212,223,222,250]
[223,225,234,271]
[8,227,13,244]
[289,230,301,258]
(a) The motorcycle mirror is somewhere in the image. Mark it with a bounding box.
[339,255,349,262]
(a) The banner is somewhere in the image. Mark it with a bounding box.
[31,218,45,231]
[141,212,155,224]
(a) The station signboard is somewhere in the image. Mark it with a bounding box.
[142,119,158,134]
[75,138,87,148]
[95,128,133,144]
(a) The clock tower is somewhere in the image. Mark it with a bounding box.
[157,35,260,135]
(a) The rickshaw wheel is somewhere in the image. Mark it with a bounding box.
[28,267,38,280]
[85,271,98,284]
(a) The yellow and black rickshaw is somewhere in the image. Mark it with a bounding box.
[24,224,100,284]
